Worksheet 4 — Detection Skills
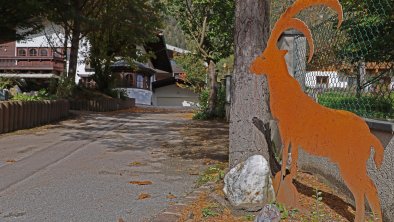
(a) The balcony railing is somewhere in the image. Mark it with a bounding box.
[0,57,65,71]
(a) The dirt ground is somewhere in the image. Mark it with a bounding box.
[159,113,371,222]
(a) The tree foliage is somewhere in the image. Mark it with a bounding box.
[43,0,104,80]
[0,0,45,42]
[174,54,207,93]
[165,0,235,62]
[165,0,235,118]
[339,0,394,61]
[88,0,162,91]
[163,16,189,49]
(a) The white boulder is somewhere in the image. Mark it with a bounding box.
[223,155,275,210]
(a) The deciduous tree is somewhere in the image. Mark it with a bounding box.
[0,0,45,42]
[88,0,162,91]
[43,0,103,80]
[165,0,235,117]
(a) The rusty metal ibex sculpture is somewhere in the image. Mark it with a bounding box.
[250,0,384,221]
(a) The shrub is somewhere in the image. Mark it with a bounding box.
[193,84,227,120]
[56,77,76,99]
[193,89,210,120]
[12,89,57,101]
[0,78,13,89]
[103,88,128,100]
[317,92,393,119]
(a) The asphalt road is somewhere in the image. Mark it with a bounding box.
[0,111,209,222]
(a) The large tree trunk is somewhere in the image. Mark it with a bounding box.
[229,0,271,168]
[68,23,80,82]
[68,0,82,82]
[207,60,218,117]
[62,25,70,77]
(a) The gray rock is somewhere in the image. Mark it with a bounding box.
[255,204,281,222]
[223,155,275,210]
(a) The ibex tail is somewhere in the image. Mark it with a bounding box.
[370,135,384,168]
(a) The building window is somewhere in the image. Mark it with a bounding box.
[316,76,329,88]
[145,76,150,89]
[137,74,144,88]
[18,49,26,56]
[29,49,37,56]
[53,49,62,58]
[125,74,133,87]
[40,49,48,56]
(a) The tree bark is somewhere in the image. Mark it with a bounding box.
[229,0,271,168]
[62,25,70,77]
[207,60,218,117]
[68,0,82,82]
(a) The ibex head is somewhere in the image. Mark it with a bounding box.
[250,0,343,76]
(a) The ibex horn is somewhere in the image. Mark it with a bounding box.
[286,0,343,28]
[270,0,343,63]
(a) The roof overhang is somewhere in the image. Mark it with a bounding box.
[153,68,169,74]
[77,73,94,78]
[152,77,187,89]
[0,73,60,79]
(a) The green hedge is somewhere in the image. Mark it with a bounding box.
[318,92,394,119]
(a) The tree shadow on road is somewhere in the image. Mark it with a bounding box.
[162,120,229,163]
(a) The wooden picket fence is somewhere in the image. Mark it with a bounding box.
[69,98,135,112]
[0,100,69,134]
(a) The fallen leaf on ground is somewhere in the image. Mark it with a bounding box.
[203,159,216,165]
[128,161,146,167]
[6,160,16,163]
[138,193,151,200]
[129,180,152,185]
[189,168,200,175]
[167,193,177,199]
[118,218,125,222]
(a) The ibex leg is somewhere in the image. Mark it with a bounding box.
[365,176,382,221]
[354,192,366,222]
[289,145,299,179]
[342,166,366,222]
[280,139,290,179]
[273,138,290,196]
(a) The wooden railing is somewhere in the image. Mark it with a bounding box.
[69,98,135,112]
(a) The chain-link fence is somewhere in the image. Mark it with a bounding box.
[271,0,394,121]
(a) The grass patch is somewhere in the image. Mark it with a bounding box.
[196,163,227,186]
[243,213,255,221]
[202,205,219,218]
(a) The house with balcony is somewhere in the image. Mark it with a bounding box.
[105,36,198,106]
[0,23,198,107]
[0,24,91,86]
[0,40,65,79]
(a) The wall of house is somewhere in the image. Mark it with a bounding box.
[305,71,348,88]
[0,42,16,57]
[152,84,198,107]
[119,88,152,105]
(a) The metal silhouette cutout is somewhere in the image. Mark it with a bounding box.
[250,0,384,221]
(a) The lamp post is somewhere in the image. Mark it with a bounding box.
[223,63,232,121]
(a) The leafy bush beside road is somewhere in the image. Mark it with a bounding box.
[317,92,393,119]
[11,89,57,101]
[193,85,226,120]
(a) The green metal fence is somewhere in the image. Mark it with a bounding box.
[271,0,394,121]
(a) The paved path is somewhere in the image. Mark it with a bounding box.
[0,111,216,222]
